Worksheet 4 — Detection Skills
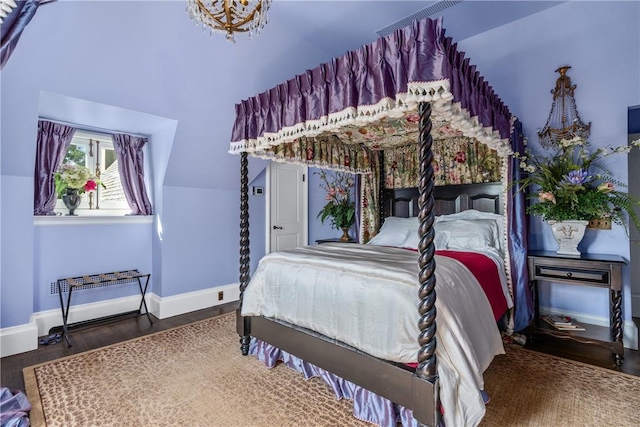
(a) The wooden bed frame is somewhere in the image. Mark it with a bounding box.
[236,103,505,426]
[383,182,504,219]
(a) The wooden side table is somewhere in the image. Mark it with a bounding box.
[315,238,357,244]
[527,250,627,365]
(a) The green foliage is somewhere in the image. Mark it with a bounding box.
[513,137,640,233]
[63,145,86,166]
[318,200,355,229]
[316,170,356,230]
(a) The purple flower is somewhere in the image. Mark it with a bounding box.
[564,169,590,185]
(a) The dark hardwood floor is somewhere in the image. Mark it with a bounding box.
[524,332,640,376]
[2,303,639,393]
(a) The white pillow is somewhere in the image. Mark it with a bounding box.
[434,218,500,252]
[367,228,409,247]
[367,216,418,247]
[436,210,505,253]
[400,229,451,250]
[379,216,419,233]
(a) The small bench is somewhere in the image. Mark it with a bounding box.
[56,269,152,346]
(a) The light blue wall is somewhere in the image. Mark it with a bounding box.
[1,176,35,326]
[160,186,241,296]
[456,1,640,319]
[33,223,153,312]
[0,1,334,329]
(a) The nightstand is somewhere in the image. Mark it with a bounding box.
[527,250,627,365]
[315,238,357,244]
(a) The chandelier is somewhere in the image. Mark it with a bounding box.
[186,0,272,42]
[538,66,591,148]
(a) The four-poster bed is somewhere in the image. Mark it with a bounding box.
[229,17,534,427]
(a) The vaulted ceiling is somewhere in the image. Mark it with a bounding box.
[265,0,565,58]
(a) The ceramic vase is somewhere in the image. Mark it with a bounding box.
[548,220,589,256]
[340,226,351,242]
[62,188,82,216]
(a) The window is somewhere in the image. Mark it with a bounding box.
[55,130,129,215]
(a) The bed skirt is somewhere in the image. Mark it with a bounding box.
[250,338,422,427]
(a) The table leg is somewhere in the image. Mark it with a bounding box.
[610,289,624,366]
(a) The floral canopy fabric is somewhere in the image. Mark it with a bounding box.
[228,17,533,332]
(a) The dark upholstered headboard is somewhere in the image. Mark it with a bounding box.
[382,182,504,218]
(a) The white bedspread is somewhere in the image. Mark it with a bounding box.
[241,243,505,427]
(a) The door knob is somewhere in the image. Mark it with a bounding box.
[273,225,283,230]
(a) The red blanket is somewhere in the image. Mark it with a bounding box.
[435,250,508,321]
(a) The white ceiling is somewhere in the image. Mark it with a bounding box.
[267,0,566,58]
[50,1,566,60]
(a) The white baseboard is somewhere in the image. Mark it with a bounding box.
[0,284,240,358]
[31,294,145,337]
[0,323,39,358]
[542,306,639,350]
[148,283,239,319]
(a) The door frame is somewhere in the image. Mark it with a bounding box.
[265,162,309,254]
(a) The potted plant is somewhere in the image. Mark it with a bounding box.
[316,170,356,241]
[514,136,640,254]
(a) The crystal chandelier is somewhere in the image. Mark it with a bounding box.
[538,66,591,148]
[186,0,272,43]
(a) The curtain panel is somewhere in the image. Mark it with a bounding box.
[506,119,534,331]
[111,134,153,216]
[33,120,76,215]
[383,138,501,189]
[0,0,52,70]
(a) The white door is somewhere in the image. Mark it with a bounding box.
[268,162,308,252]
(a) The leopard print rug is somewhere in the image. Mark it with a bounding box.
[24,314,368,427]
[24,313,640,427]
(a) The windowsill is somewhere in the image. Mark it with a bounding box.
[34,215,153,226]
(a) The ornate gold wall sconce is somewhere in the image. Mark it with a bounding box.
[538,66,591,148]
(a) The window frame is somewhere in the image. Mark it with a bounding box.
[52,129,136,216]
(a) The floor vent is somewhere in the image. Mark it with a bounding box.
[376,0,464,37]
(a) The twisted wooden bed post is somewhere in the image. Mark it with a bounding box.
[378,151,385,228]
[414,101,441,426]
[238,152,251,355]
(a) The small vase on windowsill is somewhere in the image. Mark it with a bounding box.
[62,188,82,216]
[340,226,352,242]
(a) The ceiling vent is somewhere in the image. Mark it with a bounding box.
[376,0,464,37]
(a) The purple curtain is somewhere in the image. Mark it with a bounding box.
[111,134,152,215]
[507,119,534,331]
[0,0,53,70]
[354,174,361,242]
[33,120,76,215]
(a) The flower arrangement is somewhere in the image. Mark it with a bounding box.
[316,170,356,229]
[54,163,103,197]
[514,136,640,232]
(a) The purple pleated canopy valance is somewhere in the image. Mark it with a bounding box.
[229,17,514,169]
